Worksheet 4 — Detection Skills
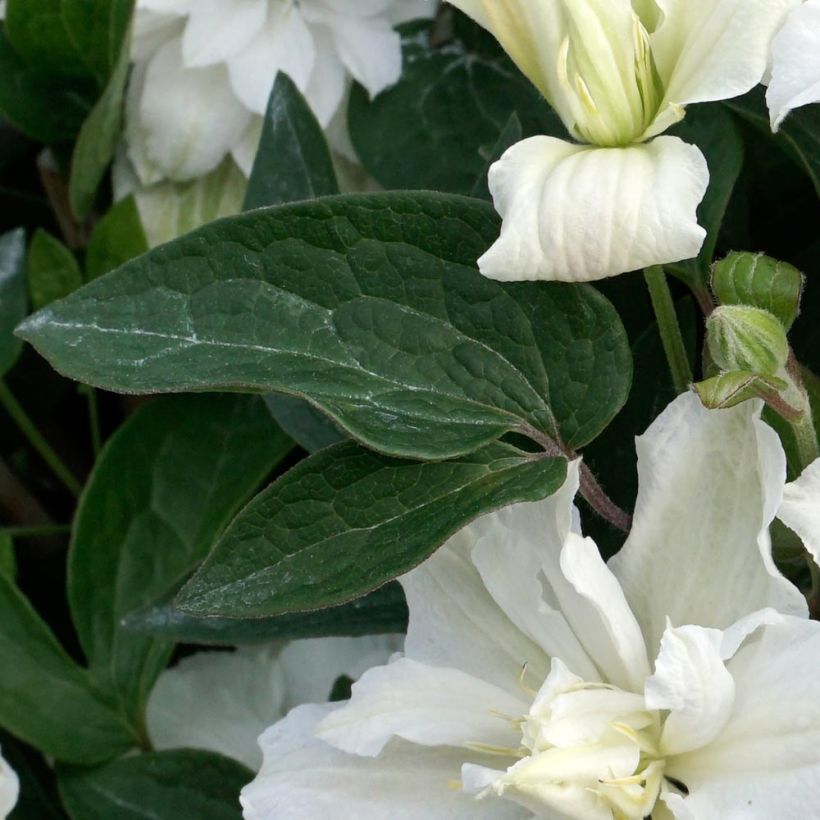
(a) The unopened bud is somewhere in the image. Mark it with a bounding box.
[706,305,790,377]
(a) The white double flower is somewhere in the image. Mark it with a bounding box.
[241,392,820,819]
[447,0,803,283]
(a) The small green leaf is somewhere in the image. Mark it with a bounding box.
[694,371,787,411]
[177,440,566,618]
[712,251,804,330]
[122,582,408,645]
[244,72,339,210]
[470,112,522,200]
[18,193,630,460]
[26,229,83,310]
[69,394,293,723]
[68,24,132,220]
[348,21,566,194]
[726,87,820,197]
[0,534,15,579]
[61,0,135,83]
[0,573,136,764]
[85,196,149,281]
[0,228,26,377]
[58,750,250,820]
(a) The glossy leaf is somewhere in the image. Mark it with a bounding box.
[0,228,26,377]
[18,193,630,460]
[0,573,136,765]
[177,440,566,618]
[58,750,250,820]
[68,394,293,722]
[26,230,83,310]
[123,582,408,646]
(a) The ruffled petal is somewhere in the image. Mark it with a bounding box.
[181,0,268,68]
[241,704,523,820]
[666,617,820,818]
[644,624,734,756]
[301,28,349,128]
[136,39,251,181]
[316,657,526,756]
[767,0,820,130]
[778,457,820,569]
[0,748,18,818]
[650,0,801,112]
[479,135,708,282]
[227,4,316,115]
[610,392,808,655]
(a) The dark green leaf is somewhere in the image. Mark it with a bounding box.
[726,88,820,197]
[85,196,149,281]
[0,228,26,376]
[470,112,522,200]
[19,193,630,460]
[1,730,65,820]
[61,0,135,83]
[68,27,132,220]
[0,534,15,579]
[123,582,408,645]
[177,440,566,618]
[58,750,250,820]
[263,393,344,453]
[26,229,83,310]
[68,394,292,722]
[0,573,136,764]
[244,72,338,211]
[348,22,566,194]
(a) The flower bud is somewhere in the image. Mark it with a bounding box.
[706,305,790,376]
[712,252,804,330]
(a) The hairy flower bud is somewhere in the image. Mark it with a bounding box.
[706,306,790,377]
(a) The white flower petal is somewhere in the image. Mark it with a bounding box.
[470,463,600,683]
[316,657,526,756]
[277,635,402,713]
[301,29,349,128]
[644,624,735,756]
[778,457,820,570]
[227,5,316,115]
[610,392,807,654]
[387,0,436,24]
[231,117,264,178]
[650,0,801,113]
[479,136,708,282]
[241,704,522,820]
[667,617,820,818]
[146,646,287,771]
[138,0,194,14]
[131,10,184,63]
[767,0,820,130]
[181,0,268,68]
[0,749,18,819]
[137,39,251,181]
[400,524,549,694]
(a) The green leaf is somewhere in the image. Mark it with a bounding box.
[667,103,744,290]
[726,88,820,197]
[177,440,566,618]
[58,750,250,820]
[470,112,522,200]
[122,582,408,645]
[85,196,149,281]
[712,251,804,330]
[694,370,787,410]
[0,228,26,377]
[26,229,83,310]
[61,0,135,83]
[68,394,293,723]
[263,393,345,453]
[348,21,566,194]
[68,25,132,220]
[0,29,94,143]
[18,193,630,460]
[0,573,136,764]
[0,534,15,579]
[244,72,339,211]
[1,730,64,820]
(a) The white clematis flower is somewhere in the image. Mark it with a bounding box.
[125,0,433,185]
[767,0,820,130]
[0,748,18,819]
[146,635,399,771]
[447,0,801,282]
[241,392,820,820]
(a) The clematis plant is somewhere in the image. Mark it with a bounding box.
[241,393,820,819]
[447,0,801,282]
[0,750,17,820]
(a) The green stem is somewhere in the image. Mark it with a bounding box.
[644,265,692,394]
[0,523,71,538]
[83,386,103,457]
[0,381,82,498]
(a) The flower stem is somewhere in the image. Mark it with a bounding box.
[0,381,82,498]
[80,385,103,458]
[0,523,71,538]
[644,265,692,394]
